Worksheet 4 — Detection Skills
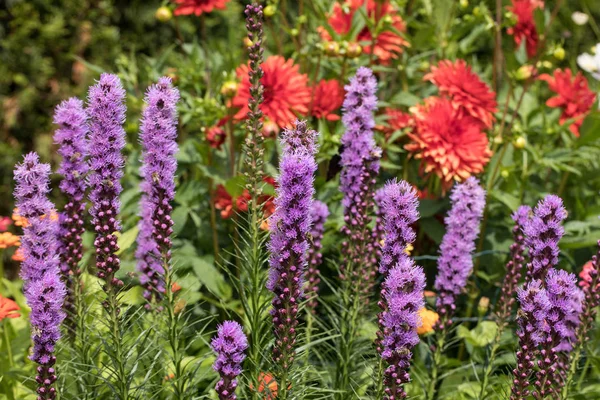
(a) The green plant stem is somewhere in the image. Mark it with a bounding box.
[576,356,591,392]
[3,320,13,368]
[74,275,97,399]
[427,329,446,400]
[163,256,186,399]
[105,285,129,400]
[305,311,314,364]
[248,199,264,400]
[479,322,505,399]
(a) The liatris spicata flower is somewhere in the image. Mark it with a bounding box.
[361,188,387,300]
[495,206,531,325]
[53,97,88,329]
[211,321,248,400]
[339,67,381,288]
[305,200,329,313]
[14,153,66,400]
[136,77,180,305]
[87,73,126,291]
[434,177,486,329]
[267,121,317,374]
[511,279,551,400]
[243,3,265,198]
[523,195,567,282]
[380,258,426,399]
[534,268,583,397]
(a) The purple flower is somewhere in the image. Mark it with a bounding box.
[523,195,567,282]
[136,77,180,305]
[53,97,88,324]
[434,177,486,328]
[14,153,66,400]
[511,279,551,399]
[495,206,531,324]
[87,73,126,289]
[211,321,248,400]
[305,200,329,313]
[339,67,381,289]
[380,257,426,399]
[267,120,317,370]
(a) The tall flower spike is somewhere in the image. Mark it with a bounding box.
[380,258,426,399]
[211,321,248,400]
[495,206,531,325]
[14,153,66,400]
[136,77,180,305]
[434,177,486,329]
[362,188,387,300]
[339,67,381,291]
[243,3,265,199]
[53,98,88,331]
[511,279,551,400]
[534,268,583,397]
[305,200,329,313]
[87,73,127,291]
[523,194,567,282]
[267,120,317,378]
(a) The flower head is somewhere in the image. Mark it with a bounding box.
[377,108,413,138]
[319,0,409,63]
[309,79,345,121]
[539,69,596,137]
[507,0,544,58]
[417,308,438,335]
[424,59,497,128]
[434,177,486,326]
[405,97,492,185]
[545,268,584,352]
[233,56,311,129]
[206,118,227,149]
[211,320,248,400]
[172,0,230,16]
[523,195,567,281]
[0,216,11,232]
[0,295,20,321]
[0,232,20,249]
[577,43,600,81]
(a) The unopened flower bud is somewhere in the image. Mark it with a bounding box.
[264,5,277,17]
[155,6,172,22]
[220,81,239,97]
[514,136,526,149]
[515,65,533,81]
[324,41,340,56]
[460,0,469,8]
[243,37,253,48]
[553,47,565,60]
[346,42,362,58]
[478,296,490,316]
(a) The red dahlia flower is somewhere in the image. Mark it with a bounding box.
[405,97,492,185]
[507,0,544,58]
[233,56,311,129]
[310,79,345,121]
[425,59,497,129]
[377,108,414,138]
[539,68,596,137]
[172,0,230,16]
[206,118,227,149]
[319,0,409,63]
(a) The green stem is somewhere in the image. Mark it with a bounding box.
[106,285,129,400]
[3,320,13,368]
[479,322,505,399]
[164,255,186,399]
[427,329,446,400]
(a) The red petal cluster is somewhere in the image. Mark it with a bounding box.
[507,0,544,58]
[319,0,409,63]
[232,56,311,129]
[424,59,498,128]
[405,98,492,185]
[214,177,277,219]
[377,108,414,138]
[172,0,230,16]
[310,79,345,121]
[539,68,596,137]
[205,117,227,149]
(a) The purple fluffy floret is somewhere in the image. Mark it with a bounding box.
[523,195,567,281]
[87,73,126,287]
[211,321,248,400]
[545,268,584,353]
[377,179,419,276]
[136,77,180,305]
[281,120,318,155]
[434,177,486,326]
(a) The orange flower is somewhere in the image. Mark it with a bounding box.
[310,79,345,121]
[171,282,182,293]
[424,60,498,129]
[417,308,438,335]
[0,232,20,249]
[405,97,492,185]
[12,208,27,227]
[0,216,11,232]
[319,0,409,63]
[11,248,24,262]
[171,0,230,16]
[377,108,414,138]
[507,0,544,58]
[538,69,596,137]
[0,295,20,321]
[249,372,283,400]
[233,56,311,129]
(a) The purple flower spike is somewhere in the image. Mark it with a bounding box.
[211,321,248,400]
[511,280,551,400]
[267,120,317,372]
[136,77,180,305]
[524,195,567,282]
[495,206,531,324]
[305,200,329,313]
[14,153,66,400]
[380,257,426,399]
[339,67,381,291]
[434,177,486,329]
[53,97,88,327]
[87,73,126,291]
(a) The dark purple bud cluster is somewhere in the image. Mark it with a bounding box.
[211,321,248,400]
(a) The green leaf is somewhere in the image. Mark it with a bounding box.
[224,175,246,199]
[457,321,498,347]
[419,199,447,218]
[191,257,230,299]
[490,190,520,211]
[120,286,145,306]
[577,113,600,147]
[421,217,445,244]
[115,226,140,256]
[389,91,421,107]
